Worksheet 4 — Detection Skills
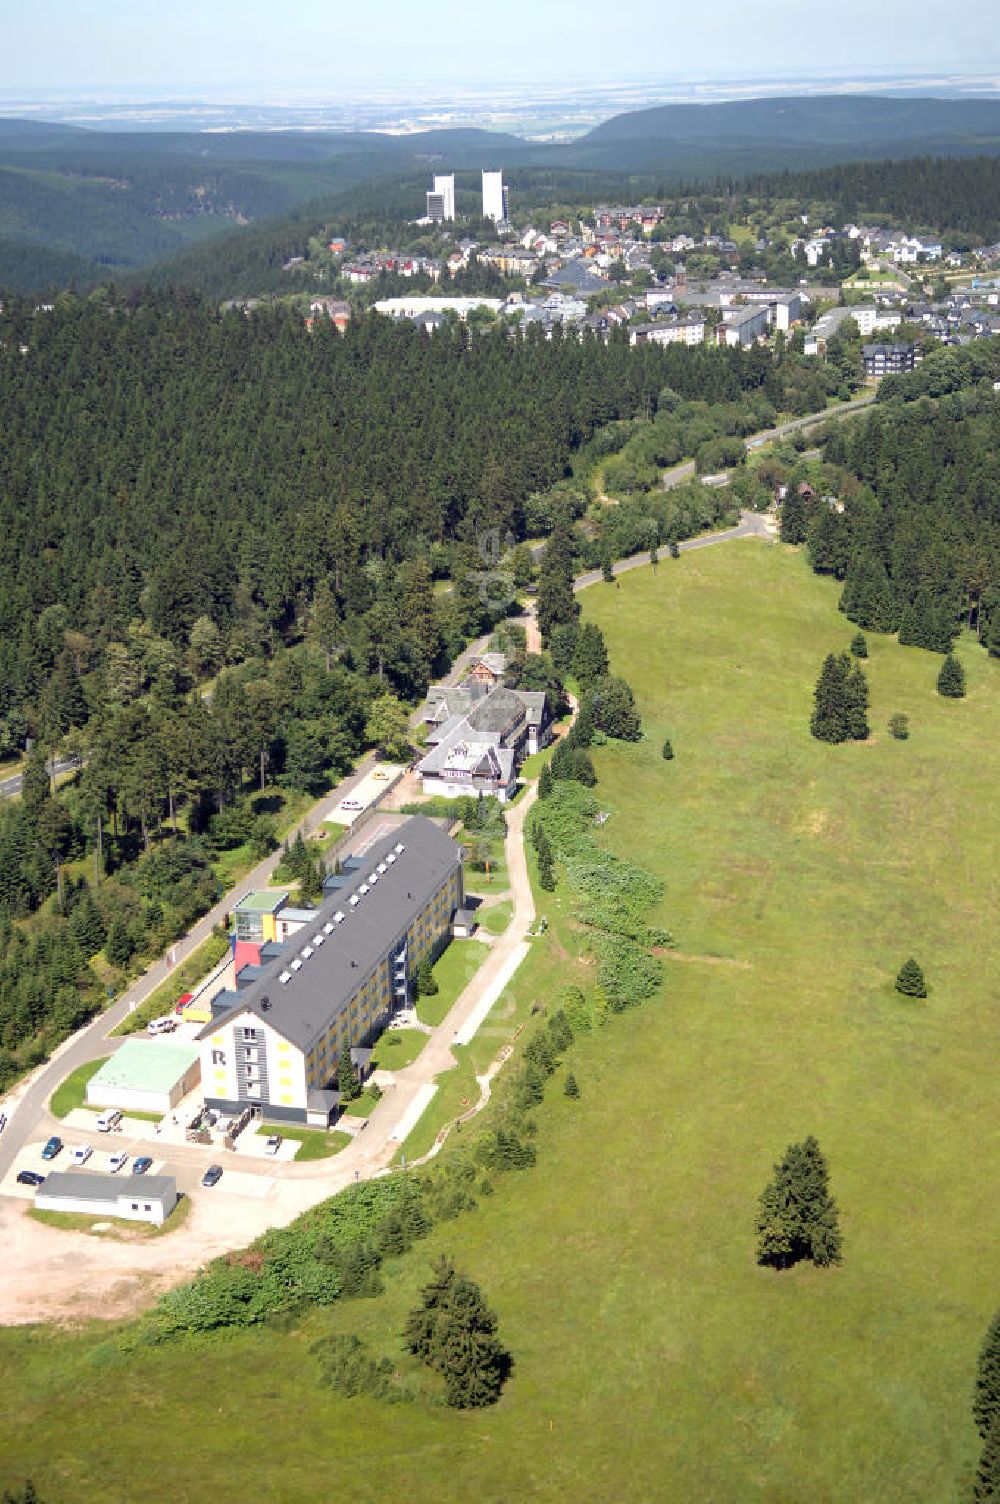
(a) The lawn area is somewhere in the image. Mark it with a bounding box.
[478,899,512,936]
[49,1058,109,1118]
[339,1087,381,1119]
[1,540,997,1503]
[369,1028,428,1072]
[415,938,486,1028]
[255,1125,350,1161]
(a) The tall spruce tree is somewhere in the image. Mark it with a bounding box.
[974,1309,1000,1439]
[937,653,966,698]
[780,488,808,544]
[850,631,868,658]
[810,654,851,743]
[756,1136,842,1269]
[845,661,870,740]
[337,1041,360,1101]
[974,1416,1000,1503]
[536,517,579,647]
[571,623,609,691]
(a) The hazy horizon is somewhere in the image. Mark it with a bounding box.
[3,0,998,97]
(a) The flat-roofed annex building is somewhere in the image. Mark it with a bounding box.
[198,817,463,1126]
[36,1172,178,1225]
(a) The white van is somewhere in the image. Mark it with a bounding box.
[147,1016,177,1036]
[96,1108,123,1133]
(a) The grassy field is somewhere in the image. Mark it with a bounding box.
[478,899,513,936]
[1,540,997,1502]
[414,939,486,1029]
[48,1058,109,1119]
[369,1027,428,1073]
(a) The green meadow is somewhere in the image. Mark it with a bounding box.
[1,539,997,1503]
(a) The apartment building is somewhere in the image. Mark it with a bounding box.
[862,342,919,379]
[198,817,463,1126]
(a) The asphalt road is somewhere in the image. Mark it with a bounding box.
[0,756,78,800]
[656,391,876,494]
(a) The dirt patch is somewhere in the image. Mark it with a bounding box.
[803,809,829,836]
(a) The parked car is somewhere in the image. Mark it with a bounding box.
[201,1164,223,1188]
[133,1156,153,1175]
[372,769,390,781]
[339,796,362,811]
[264,1135,282,1156]
[41,1136,63,1161]
[16,1170,45,1187]
[174,992,194,1016]
[147,1016,177,1036]
[96,1108,122,1133]
[108,1151,128,1173]
[72,1143,93,1165]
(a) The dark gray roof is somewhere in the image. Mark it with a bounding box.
[36,1172,177,1203]
[199,817,461,1052]
[467,686,527,735]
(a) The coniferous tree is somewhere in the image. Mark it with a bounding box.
[895,957,927,997]
[780,488,808,544]
[937,653,966,698]
[756,1136,842,1269]
[662,737,674,760]
[563,1072,581,1098]
[850,631,868,658]
[845,661,870,740]
[839,556,899,633]
[105,916,134,969]
[417,955,438,996]
[568,622,607,691]
[536,830,556,891]
[403,1258,509,1409]
[974,1308,1000,1440]
[337,1041,360,1101]
[810,654,851,743]
[536,519,579,647]
[973,1416,1000,1503]
[538,762,554,799]
[601,549,614,584]
[888,713,910,740]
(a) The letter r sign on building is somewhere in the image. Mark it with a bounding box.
[211,1049,226,1066]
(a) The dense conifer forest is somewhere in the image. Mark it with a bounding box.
[805,344,1000,650]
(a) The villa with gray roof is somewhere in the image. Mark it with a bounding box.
[198,816,463,1125]
[417,654,551,801]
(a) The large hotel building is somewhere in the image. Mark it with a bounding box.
[198,816,463,1126]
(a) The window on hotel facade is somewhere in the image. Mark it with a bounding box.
[242,1028,258,1043]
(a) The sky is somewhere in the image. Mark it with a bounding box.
[2,0,998,94]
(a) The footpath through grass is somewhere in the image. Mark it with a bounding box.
[1,542,997,1503]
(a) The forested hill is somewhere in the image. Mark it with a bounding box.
[741,155,1000,245]
[0,293,781,720]
[581,95,1000,149]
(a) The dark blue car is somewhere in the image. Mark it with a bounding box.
[40,1136,62,1161]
